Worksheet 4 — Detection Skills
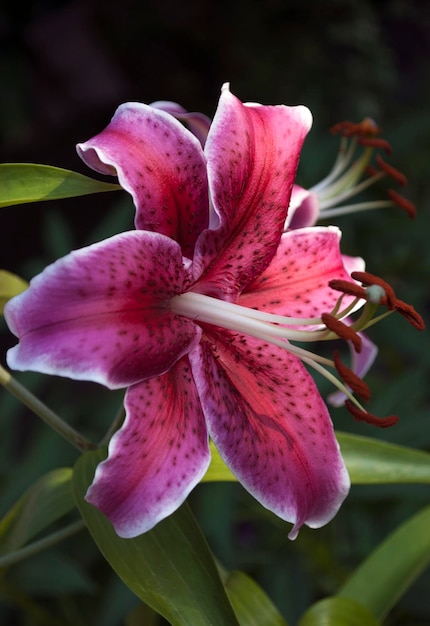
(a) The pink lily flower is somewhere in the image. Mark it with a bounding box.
[147,103,404,403]
[5,85,367,540]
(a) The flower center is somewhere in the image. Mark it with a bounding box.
[171,290,365,406]
[170,271,424,429]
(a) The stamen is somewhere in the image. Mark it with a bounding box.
[333,351,371,401]
[387,190,417,218]
[391,298,425,330]
[321,313,362,352]
[365,164,378,177]
[328,279,367,300]
[344,401,399,428]
[357,137,392,154]
[351,271,425,330]
[375,155,407,186]
[330,119,381,137]
[171,292,353,347]
[351,271,397,309]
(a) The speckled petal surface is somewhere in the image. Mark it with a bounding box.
[193,85,312,298]
[77,102,209,258]
[190,331,350,539]
[85,357,210,537]
[327,331,378,407]
[149,100,211,147]
[238,226,365,324]
[5,231,200,389]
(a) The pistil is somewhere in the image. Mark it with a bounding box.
[170,291,360,347]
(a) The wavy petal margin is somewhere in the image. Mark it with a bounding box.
[77,103,209,258]
[190,331,350,539]
[193,84,313,297]
[86,358,210,537]
[5,232,200,388]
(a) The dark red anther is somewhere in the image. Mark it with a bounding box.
[376,155,408,186]
[391,298,425,330]
[333,351,371,401]
[330,121,359,136]
[328,279,367,300]
[345,400,399,428]
[351,271,397,309]
[321,313,362,352]
[357,137,392,154]
[330,118,382,137]
[387,190,417,218]
[351,271,425,330]
[365,164,379,177]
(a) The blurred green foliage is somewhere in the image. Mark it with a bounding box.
[1,0,429,624]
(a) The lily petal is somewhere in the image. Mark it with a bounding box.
[285,185,320,230]
[238,226,365,323]
[86,358,210,537]
[77,102,209,258]
[5,232,200,389]
[193,84,313,297]
[190,331,349,539]
[149,100,211,148]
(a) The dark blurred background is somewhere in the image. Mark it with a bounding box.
[1,1,429,624]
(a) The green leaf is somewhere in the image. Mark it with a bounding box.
[0,269,28,314]
[203,441,237,482]
[223,570,288,626]
[203,433,430,485]
[0,468,74,554]
[337,432,430,484]
[338,505,430,620]
[0,163,121,208]
[72,448,239,626]
[298,597,380,626]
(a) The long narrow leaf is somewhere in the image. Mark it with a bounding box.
[337,432,430,484]
[223,570,288,626]
[73,449,239,626]
[298,597,380,626]
[0,468,74,554]
[338,505,430,620]
[0,163,120,208]
[203,434,430,485]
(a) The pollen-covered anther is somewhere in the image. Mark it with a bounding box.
[357,137,392,154]
[365,164,379,177]
[375,155,408,186]
[344,400,399,428]
[333,351,371,401]
[330,118,381,138]
[351,271,425,329]
[328,279,367,300]
[387,189,417,218]
[351,271,397,309]
[392,298,425,331]
[321,313,362,352]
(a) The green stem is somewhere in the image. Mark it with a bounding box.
[99,402,126,447]
[0,519,85,569]
[0,364,95,452]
